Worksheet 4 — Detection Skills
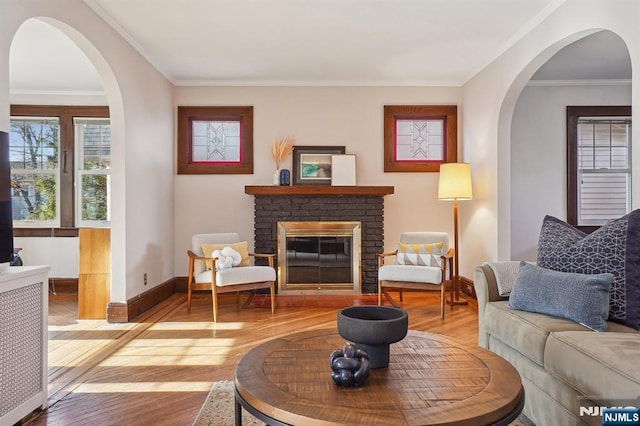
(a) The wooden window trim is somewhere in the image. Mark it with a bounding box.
[177,106,254,175]
[383,105,457,172]
[10,105,109,232]
[13,227,79,238]
[566,105,631,232]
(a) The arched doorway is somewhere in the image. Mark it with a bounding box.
[9,16,126,317]
[509,30,632,260]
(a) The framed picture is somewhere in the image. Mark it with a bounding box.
[292,146,345,185]
[331,154,357,186]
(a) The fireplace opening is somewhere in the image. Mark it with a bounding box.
[277,221,361,294]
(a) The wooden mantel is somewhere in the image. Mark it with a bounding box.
[245,185,394,196]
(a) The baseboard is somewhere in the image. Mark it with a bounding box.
[49,278,78,293]
[459,275,476,299]
[175,276,188,292]
[107,278,177,323]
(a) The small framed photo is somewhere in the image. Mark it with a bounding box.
[331,154,357,186]
[292,146,345,185]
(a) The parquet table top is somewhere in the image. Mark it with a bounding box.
[235,329,524,426]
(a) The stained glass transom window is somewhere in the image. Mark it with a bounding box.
[191,120,241,163]
[395,118,444,162]
[177,106,253,174]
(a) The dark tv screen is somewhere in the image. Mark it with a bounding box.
[0,131,14,264]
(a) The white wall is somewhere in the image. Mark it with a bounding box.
[2,1,175,302]
[13,237,78,278]
[510,83,632,261]
[462,0,639,276]
[174,86,463,277]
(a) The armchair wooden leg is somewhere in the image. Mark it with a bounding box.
[187,257,194,312]
[378,282,383,306]
[212,286,219,323]
[270,283,275,314]
[440,284,445,320]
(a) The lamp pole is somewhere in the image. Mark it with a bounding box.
[448,197,467,305]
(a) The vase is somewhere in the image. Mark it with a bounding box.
[279,169,290,186]
[337,306,408,368]
[272,169,280,186]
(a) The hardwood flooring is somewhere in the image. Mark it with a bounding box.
[29,290,479,426]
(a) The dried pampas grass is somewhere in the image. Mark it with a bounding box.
[271,136,295,169]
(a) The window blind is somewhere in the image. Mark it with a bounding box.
[577,117,632,226]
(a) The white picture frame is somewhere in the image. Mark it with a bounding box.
[331,154,357,186]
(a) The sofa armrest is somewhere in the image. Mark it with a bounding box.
[474,263,510,348]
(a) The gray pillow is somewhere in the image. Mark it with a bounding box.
[508,262,613,332]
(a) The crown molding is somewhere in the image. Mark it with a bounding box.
[526,79,631,87]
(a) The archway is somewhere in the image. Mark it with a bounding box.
[496,29,632,261]
[9,16,126,311]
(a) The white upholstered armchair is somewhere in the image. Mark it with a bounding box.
[377,232,454,319]
[187,233,276,322]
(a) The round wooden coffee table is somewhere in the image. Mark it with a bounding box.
[235,329,524,426]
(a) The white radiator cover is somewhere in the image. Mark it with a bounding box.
[0,266,49,426]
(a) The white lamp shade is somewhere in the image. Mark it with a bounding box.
[438,163,473,200]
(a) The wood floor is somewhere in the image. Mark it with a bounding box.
[29,290,479,426]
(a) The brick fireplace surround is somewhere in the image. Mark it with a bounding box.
[245,186,394,293]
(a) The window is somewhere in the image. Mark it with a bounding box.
[75,118,111,227]
[567,106,632,229]
[177,106,253,174]
[9,105,110,233]
[383,105,457,172]
[9,116,60,226]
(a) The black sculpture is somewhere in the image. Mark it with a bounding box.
[329,343,370,387]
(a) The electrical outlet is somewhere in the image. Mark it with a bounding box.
[144,273,148,285]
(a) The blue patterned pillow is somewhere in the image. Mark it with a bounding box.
[508,262,613,331]
[537,211,640,329]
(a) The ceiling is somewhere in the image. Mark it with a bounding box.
[8,0,632,93]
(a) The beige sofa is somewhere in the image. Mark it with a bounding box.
[474,263,640,426]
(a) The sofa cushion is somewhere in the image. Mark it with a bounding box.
[537,211,640,329]
[484,301,589,366]
[545,331,640,403]
[508,262,613,332]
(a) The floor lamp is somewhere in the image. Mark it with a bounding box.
[438,163,472,305]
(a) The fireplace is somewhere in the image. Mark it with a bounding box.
[277,221,360,294]
[245,185,394,293]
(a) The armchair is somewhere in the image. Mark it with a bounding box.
[377,232,454,319]
[186,233,276,322]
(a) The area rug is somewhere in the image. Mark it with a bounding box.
[193,381,264,426]
[193,380,535,425]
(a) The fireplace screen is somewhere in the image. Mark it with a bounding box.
[277,221,361,293]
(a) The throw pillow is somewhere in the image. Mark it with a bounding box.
[537,211,640,329]
[201,242,250,270]
[396,242,444,267]
[508,262,613,332]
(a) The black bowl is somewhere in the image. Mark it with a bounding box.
[337,306,408,368]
